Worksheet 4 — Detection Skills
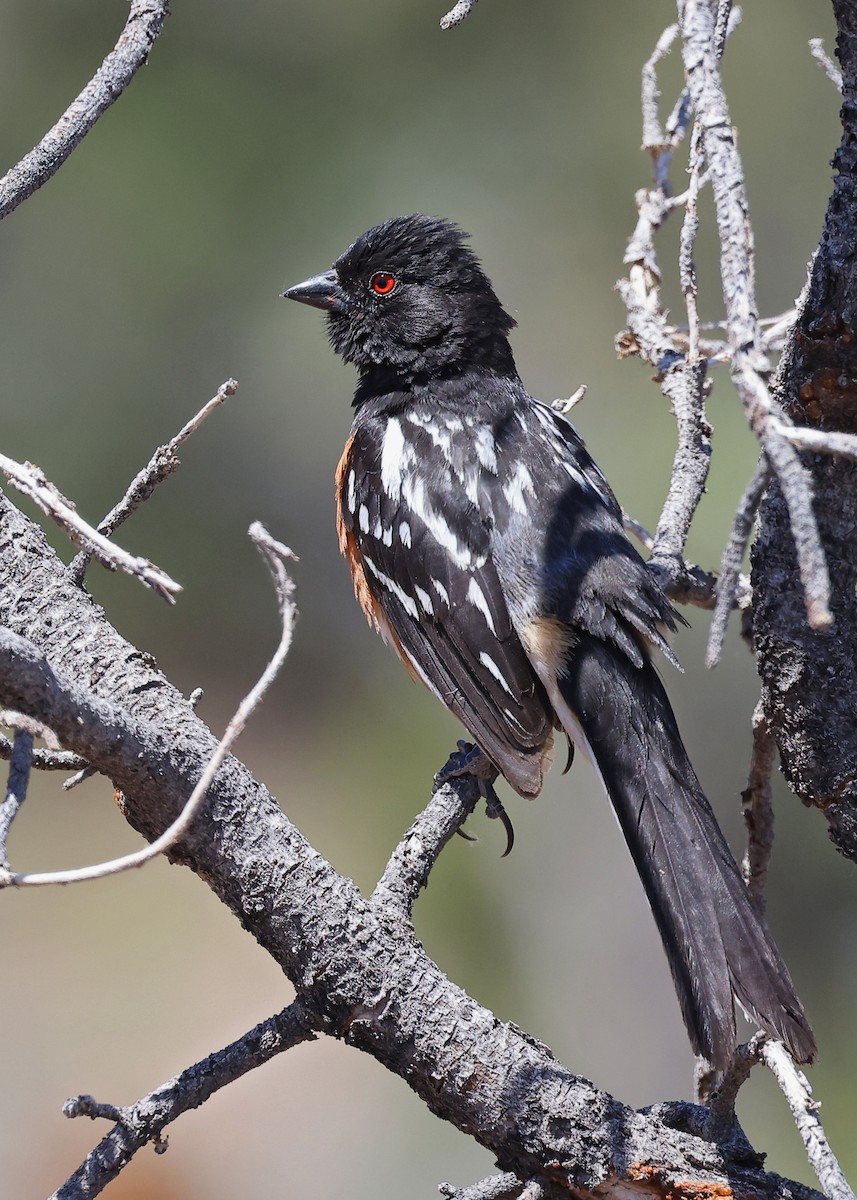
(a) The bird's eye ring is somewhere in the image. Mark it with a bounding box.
[370,271,397,296]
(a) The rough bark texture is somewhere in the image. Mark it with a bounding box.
[752,2,857,859]
[0,491,821,1199]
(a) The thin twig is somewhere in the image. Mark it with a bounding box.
[651,307,711,583]
[0,0,169,220]
[63,764,98,792]
[748,390,833,632]
[440,0,479,30]
[55,1001,318,1200]
[678,122,704,360]
[758,1040,856,1200]
[678,0,834,632]
[0,732,85,772]
[809,38,843,93]
[0,729,34,865]
[770,417,857,462]
[372,773,481,917]
[760,309,798,352]
[439,1174,532,1200]
[740,701,776,916]
[623,513,654,552]
[0,455,181,602]
[70,379,239,585]
[0,524,296,888]
[616,25,718,609]
[712,0,734,62]
[705,458,769,668]
[642,24,681,165]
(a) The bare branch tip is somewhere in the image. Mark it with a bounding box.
[551,385,587,414]
[440,0,479,30]
[809,38,843,93]
[248,520,297,564]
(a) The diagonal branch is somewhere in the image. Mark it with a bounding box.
[0,490,824,1200]
[70,378,238,585]
[372,773,481,917]
[0,523,296,888]
[55,1001,319,1200]
[0,0,170,221]
[0,456,181,601]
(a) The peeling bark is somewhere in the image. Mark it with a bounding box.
[753,2,857,859]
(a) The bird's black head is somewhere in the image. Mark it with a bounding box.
[283,214,518,388]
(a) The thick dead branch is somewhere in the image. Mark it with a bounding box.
[0,0,169,220]
[372,774,481,917]
[750,0,857,856]
[0,492,822,1200]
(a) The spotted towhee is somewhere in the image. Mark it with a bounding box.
[283,213,815,1069]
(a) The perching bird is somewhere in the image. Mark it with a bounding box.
[283,213,816,1069]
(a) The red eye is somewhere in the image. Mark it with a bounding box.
[370,271,397,296]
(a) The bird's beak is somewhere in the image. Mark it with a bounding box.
[282,269,346,314]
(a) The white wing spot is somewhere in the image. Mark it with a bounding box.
[362,555,419,620]
[399,521,412,548]
[474,426,498,472]
[431,578,450,606]
[347,469,356,512]
[503,461,535,514]
[381,418,415,498]
[414,585,433,615]
[358,504,370,534]
[463,463,481,506]
[382,525,393,547]
[479,652,515,696]
[403,475,483,570]
[467,578,497,634]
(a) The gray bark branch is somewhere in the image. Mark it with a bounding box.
[55,1002,318,1200]
[0,0,169,221]
[752,0,857,859]
[0,492,821,1200]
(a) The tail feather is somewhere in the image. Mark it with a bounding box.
[559,632,816,1069]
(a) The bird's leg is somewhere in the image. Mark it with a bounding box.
[434,741,515,856]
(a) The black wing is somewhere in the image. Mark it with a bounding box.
[339,410,554,797]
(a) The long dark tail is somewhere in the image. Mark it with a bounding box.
[559,632,816,1069]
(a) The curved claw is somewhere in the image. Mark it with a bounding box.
[481,780,515,857]
[435,741,514,856]
[562,734,575,775]
[455,826,478,843]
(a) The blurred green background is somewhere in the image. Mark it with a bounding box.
[1,1,853,1196]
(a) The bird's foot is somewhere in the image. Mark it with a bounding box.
[434,741,515,857]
